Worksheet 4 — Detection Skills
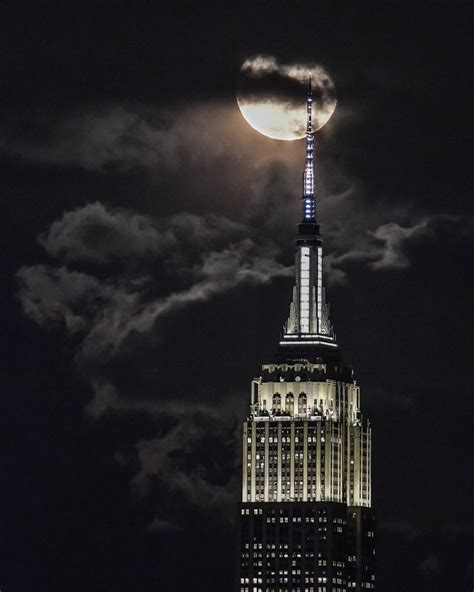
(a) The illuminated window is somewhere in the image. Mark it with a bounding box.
[272,394,281,412]
[298,393,307,415]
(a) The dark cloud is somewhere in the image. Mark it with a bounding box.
[1,2,472,591]
[380,519,421,541]
[146,517,182,533]
[37,201,246,264]
[17,265,111,334]
[238,55,337,119]
[132,411,239,526]
[419,555,441,577]
[20,198,464,418]
[324,214,472,285]
[16,202,291,525]
[18,201,291,369]
[17,196,469,534]
[0,102,245,172]
[13,153,472,541]
[442,521,474,536]
[38,202,175,263]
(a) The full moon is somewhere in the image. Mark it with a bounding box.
[237,55,337,141]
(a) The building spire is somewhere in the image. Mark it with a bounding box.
[281,80,336,348]
[303,77,315,220]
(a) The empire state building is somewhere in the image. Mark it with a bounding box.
[238,85,376,592]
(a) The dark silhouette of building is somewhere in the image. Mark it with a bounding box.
[238,84,376,592]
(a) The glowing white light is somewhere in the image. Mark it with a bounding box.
[236,102,307,141]
[237,57,337,141]
[282,333,334,339]
[317,247,324,333]
[299,247,311,332]
[279,340,338,347]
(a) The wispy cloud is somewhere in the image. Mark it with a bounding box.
[419,554,441,577]
[16,198,469,528]
[324,214,470,285]
[18,202,291,369]
[133,411,239,519]
[380,519,421,541]
[38,202,246,264]
[16,202,291,527]
[241,54,334,88]
[0,102,248,172]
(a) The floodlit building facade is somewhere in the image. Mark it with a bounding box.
[238,85,376,592]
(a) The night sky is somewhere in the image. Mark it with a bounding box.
[1,2,472,591]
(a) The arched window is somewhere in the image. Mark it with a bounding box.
[272,394,281,413]
[298,393,307,416]
[285,393,294,415]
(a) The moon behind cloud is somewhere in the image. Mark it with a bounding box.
[237,55,337,141]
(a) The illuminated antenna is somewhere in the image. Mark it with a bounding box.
[302,75,315,220]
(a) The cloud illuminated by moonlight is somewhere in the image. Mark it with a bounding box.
[237,55,337,140]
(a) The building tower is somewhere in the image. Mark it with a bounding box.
[238,84,376,592]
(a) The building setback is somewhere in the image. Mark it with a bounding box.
[238,84,376,592]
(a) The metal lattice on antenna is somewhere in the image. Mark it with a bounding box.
[303,75,315,220]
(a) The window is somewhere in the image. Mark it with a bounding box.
[298,393,307,415]
[272,394,281,412]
